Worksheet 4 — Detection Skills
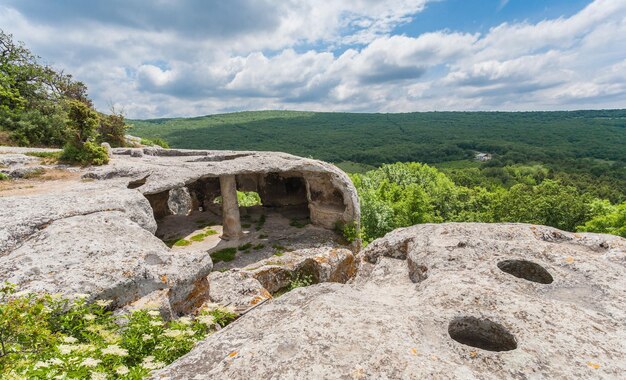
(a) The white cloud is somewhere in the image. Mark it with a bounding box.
[1,0,625,117]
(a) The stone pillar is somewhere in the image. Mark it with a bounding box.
[219,175,243,240]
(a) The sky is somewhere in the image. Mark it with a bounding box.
[1,0,625,118]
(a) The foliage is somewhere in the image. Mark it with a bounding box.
[98,111,127,147]
[577,200,626,237]
[352,162,617,243]
[0,283,236,379]
[288,274,313,290]
[0,173,8,181]
[0,29,126,151]
[139,138,169,149]
[335,221,360,243]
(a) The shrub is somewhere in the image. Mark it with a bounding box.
[335,221,360,243]
[0,283,236,379]
[61,141,109,166]
[61,100,109,166]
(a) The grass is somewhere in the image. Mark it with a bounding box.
[289,219,310,228]
[0,173,9,181]
[173,239,191,247]
[253,243,265,250]
[259,233,268,239]
[210,248,237,263]
[24,151,62,159]
[190,234,206,242]
[255,214,266,231]
[237,243,252,251]
[241,223,251,228]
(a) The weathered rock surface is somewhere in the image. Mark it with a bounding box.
[0,211,212,314]
[209,247,355,312]
[0,185,156,255]
[154,223,626,379]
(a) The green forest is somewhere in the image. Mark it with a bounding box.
[131,110,626,242]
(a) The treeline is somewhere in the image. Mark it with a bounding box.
[352,162,626,243]
[0,30,126,164]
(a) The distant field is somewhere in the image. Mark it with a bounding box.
[129,109,626,168]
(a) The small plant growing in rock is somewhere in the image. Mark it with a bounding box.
[289,219,310,228]
[0,173,8,181]
[255,214,266,231]
[237,243,252,251]
[210,248,237,263]
[190,234,206,242]
[173,239,191,247]
[288,274,313,290]
[253,243,265,250]
[335,221,360,244]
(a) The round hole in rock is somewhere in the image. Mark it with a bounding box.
[497,259,554,284]
[448,316,517,352]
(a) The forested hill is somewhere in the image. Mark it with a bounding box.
[129,109,626,168]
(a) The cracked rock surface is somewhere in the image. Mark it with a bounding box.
[154,223,626,379]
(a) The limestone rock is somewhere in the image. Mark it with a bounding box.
[86,148,360,230]
[167,187,193,216]
[154,223,626,379]
[0,211,212,314]
[0,153,38,167]
[101,142,113,158]
[0,185,156,255]
[208,247,355,313]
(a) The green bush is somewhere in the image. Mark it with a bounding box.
[61,141,109,166]
[0,283,236,379]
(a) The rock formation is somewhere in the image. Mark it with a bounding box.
[154,223,626,379]
[0,147,359,317]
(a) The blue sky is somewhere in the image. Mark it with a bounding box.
[1,0,625,118]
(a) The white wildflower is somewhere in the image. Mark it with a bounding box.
[34,361,50,369]
[73,293,90,299]
[142,356,166,370]
[142,334,152,341]
[57,344,77,355]
[115,365,130,375]
[83,313,96,321]
[90,372,107,380]
[48,358,64,365]
[101,344,128,356]
[149,320,163,327]
[196,315,215,326]
[163,329,185,339]
[62,336,78,344]
[147,310,161,317]
[50,292,63,300]
[81,358,102,367]
[184,329,195,336]
[177,316,192,325]
[95,299,112,308]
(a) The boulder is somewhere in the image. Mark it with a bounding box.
[0,211,212,314]
[154,223,626,379]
